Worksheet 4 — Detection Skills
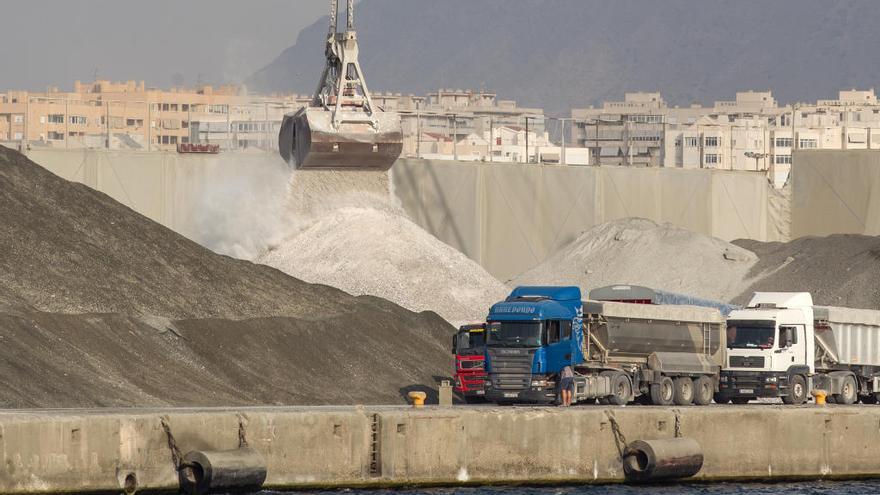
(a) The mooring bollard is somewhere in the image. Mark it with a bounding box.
[178,448,267,495]
[439,380,453,406]
[408,391,427,408]
[623,437,703,482]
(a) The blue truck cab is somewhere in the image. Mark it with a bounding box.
[484,286,585,404]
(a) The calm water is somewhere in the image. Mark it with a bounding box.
[263,481,880,495]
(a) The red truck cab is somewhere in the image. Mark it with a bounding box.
[452,324,487,403]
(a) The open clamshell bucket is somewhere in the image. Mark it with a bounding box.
[279,107,402,171]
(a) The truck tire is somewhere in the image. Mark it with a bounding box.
[782,374,807,405]
[713,392,731,404]
[693,376,714,406]
[860,393,877,404]
[731,397,751,404]
[833,375,857,405]
[650,376,674,406]
[602,371,632,406]
[672,377,694,406]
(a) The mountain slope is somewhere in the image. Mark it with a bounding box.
[250,0,880,114]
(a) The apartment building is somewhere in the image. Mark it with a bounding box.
[0,80,307,151]
[392,89,547,160]
[572,89,880,185]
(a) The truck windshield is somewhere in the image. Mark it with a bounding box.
[727,323,775,349]
[487,321,542,348]
[457,331,486,355]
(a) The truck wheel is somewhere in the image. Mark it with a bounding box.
[713,392,731,404]
[782,374,807,405]
[604,372,632,406]
[673,377,694,405]
[860,393,877,404]
[731,397,751,405]
[833,375,857,405]
[693,376,714,406]
[650,376,674,406]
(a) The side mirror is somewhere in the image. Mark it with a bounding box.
[452,335,458,354]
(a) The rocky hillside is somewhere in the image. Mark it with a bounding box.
[250,0,880,113]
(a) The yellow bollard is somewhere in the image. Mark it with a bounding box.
[408,391,427,408]
[813,389,827,405]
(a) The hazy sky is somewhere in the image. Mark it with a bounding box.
[0,0,327,91]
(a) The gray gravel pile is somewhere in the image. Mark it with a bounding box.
[0,145,456,408]
[733,235,880,310]
[512,218,758,302]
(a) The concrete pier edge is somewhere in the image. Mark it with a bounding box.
[2,405,879,493]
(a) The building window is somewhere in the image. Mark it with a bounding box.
[13,115,24,123]
[69,115,87,125]
[48,114,65,124]
[209,105,228,114]
[705,154,719,165]
[13,132,23,140]
[182,104,190,112]
[48,131,64,140]
[182,120,189,129]
[170,136,178,144]
[704,136,719,147]
[627,114,664,124]
[775,154,792,164]
[775,137,793,148]
[799,138,818,149]
[684,137,699,147]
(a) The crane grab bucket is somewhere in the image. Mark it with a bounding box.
[279,0,402,171]
[279,107,402,171]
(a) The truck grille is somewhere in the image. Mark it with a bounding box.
[729,356,766,368]
[487,348,535,390]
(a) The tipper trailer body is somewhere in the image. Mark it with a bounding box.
[484,286,725,406]
[720,292,880,404]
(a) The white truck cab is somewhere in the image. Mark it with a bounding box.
[719,292,880,405]
[718,292,815,404]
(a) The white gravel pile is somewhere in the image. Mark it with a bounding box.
[512,218,758,302]
[258,171,508,326]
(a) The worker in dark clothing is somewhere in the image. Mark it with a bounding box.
[559,365,574,406]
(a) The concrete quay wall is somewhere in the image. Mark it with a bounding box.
[2,405,879,493]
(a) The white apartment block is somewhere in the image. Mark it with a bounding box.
[573,89,880,186]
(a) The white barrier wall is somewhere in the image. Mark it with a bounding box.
[393,159,784,280]
[791,150,880,239]
[25,150,786,280]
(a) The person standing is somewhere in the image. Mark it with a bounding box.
[559,365,574,406]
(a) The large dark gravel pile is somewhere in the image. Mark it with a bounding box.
[733,235,880,310]
[0,146,455,407]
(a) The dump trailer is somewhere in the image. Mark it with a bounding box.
[589,284,740,316]
[278,0,402,171]
[452,324,487,403]
[484,286,725,406]
[720,292,880,405]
